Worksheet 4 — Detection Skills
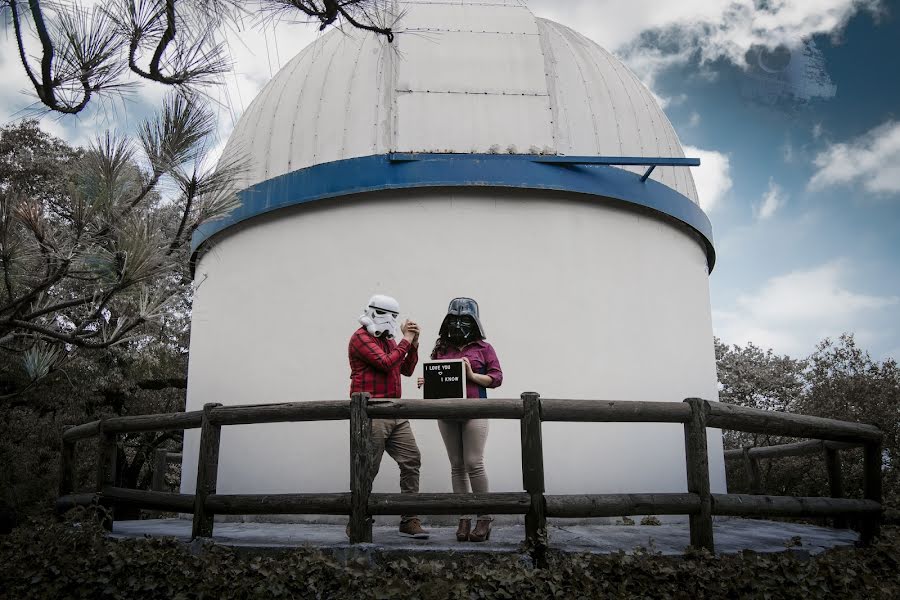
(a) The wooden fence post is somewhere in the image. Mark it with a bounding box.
[741,446,762,495]
[349,393,373,543]
[58,440,76,498]
[94,421,118,530]
[520,392,547,567]
[860,441,882,545]
[192,403,222,539]
[683,398,714,552]
[824,447,846,529]
[152,448,169,492]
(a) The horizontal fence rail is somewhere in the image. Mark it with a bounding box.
[103,412,204,435]
[366,398,525,420]
[545,493,701,518]
[57,395,884,560]
[209,401,351,426]
[711,494,881,517]
[723,439,861,461]
[706,403,882,443]
[540,399,691,423]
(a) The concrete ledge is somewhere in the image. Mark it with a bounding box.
[112,518,859,559]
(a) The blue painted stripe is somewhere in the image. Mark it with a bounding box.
[192,153,715,271]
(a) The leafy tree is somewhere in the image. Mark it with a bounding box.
[0,96,237,397]
[0,110,228,523]
[797,335,900,496]
[714,337,806,449]
[716,335,900,502]
[1,0,397,114]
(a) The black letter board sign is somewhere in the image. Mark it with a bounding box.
[423,359,466,400]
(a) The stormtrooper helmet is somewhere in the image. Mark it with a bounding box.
[439,297,486,346]
[359,294,401,338]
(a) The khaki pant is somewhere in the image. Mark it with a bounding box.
[370,418,421,522]
[438,419,490,519]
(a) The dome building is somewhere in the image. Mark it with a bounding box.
[182,0,727,510]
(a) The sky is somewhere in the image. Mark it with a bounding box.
[1,0,898,362]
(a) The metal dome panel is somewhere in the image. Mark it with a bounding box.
[219,1,700,204]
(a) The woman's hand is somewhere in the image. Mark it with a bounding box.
[462,357,493,388]
[417,376,424,389]
[462,357,474,380]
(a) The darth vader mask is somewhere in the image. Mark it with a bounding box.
[445,316,477,345]
[439,298,486,346]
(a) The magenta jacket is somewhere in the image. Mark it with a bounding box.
[433,340,503,399]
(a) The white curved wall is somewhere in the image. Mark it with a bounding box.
[182,189,726,503]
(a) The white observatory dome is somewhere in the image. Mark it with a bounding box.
[183,0,725,510]
[217,0,698,203]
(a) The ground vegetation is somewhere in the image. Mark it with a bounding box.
[1,514,899,599]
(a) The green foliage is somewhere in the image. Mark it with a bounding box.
[717,334,900,501]
[3,518,900,599]
[640,515,662,526]
[0,109,236,376]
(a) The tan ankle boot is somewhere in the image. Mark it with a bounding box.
[469,518,492,542]
[398,518,430,539]
[456,518,471,542]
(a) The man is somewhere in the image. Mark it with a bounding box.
[348,294,429,538]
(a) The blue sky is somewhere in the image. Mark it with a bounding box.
[2,0,898,361]
[651,7,900,361]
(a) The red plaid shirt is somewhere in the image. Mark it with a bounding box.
[348,327,418,398]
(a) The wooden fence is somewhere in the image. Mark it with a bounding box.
[57,394,883,562]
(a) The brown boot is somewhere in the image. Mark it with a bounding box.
[398,518,430,539]
[456,518,471,542]
[469,518,492,542]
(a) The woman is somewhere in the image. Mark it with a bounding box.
[419,297,503,542]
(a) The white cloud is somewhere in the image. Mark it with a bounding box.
[756,177,786,220]
[683,145,732,212]
[714,261,899,355]
[809,120,900,195]
[782,141,795,164]
[687,112,701,128]
[528,0,883,96]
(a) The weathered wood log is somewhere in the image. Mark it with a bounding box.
[683,398,714,552]
[541,399,691,423]
[62,420,101,442]
[58,440,76,497]
[368,493,531,515]
[723,440,860,461]
[521,392,547,567]
[349,393,373,543]
[151,449,168,492]
[56,493,99,513]
[742,447,763,494]
[712,494,881,517]
[545,493,700,518]
[192,403,222,539]
[206,493,352,515]
[824,447,847,529]
[103,411,203,434]
[94,427,117,531]
[861,442,883,545]
[101,487,196,512]
[367,398,524,420]
[209,401,350,426]
[707,403,881,443]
